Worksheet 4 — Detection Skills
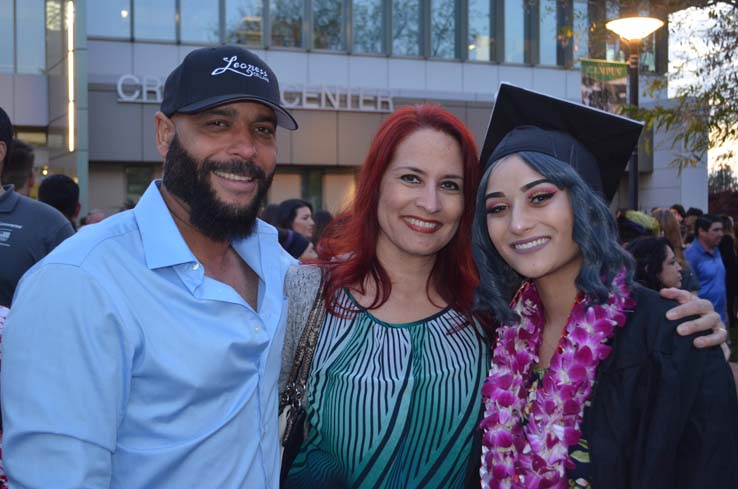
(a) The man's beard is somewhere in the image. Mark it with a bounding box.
[162,136,273,242]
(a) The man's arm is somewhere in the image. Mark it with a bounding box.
[1,264,133,489]
[660,287,728,350]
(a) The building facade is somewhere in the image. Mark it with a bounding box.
[0,0,708,216]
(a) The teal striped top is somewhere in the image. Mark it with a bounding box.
[284,290,490,489]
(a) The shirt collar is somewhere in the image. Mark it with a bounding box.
[0,185,19,213]
[232,220,285,312]
[134,180,198,270]
[229,220,283,285]
[133,180,283,278]
[693,239,715,256]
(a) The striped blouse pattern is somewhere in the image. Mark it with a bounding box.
[284,291,490,489]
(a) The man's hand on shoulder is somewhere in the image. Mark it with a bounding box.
[660,287,728,352]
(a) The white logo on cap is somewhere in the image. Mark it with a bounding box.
[211,56,270,82]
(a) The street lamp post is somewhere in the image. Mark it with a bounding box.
[606,16,664,210]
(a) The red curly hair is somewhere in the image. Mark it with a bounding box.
[315,104,481,317]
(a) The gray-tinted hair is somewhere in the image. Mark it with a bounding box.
[472,151,633,324]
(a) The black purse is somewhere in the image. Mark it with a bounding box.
[279,272,326,482]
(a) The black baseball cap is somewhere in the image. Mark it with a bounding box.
[160,46,298,130]
[0,106,13,166]
[480,83,643,202]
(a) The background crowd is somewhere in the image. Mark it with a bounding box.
[8,135,736,335]
[3,138,737,372]
[618,205,738,338]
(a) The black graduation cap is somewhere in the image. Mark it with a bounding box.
[479,83,644,202]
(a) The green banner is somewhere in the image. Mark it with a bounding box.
[581,59,628,114]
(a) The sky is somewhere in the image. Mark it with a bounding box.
[669,4,736,172]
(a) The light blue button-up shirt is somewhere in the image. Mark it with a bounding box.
[1,181,296,488]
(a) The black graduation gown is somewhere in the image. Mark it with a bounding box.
[583,285,738,489]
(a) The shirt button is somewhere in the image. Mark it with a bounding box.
[255,326,261,332]
[192,263,200,271]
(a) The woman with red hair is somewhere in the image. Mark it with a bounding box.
[279,104,488,488]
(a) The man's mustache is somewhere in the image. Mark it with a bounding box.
[202,159,266,181]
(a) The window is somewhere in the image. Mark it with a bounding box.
[134,0,175,41]
[322,173,356,214]
[16,0,46,74]
[352,0,383,53]
[504,0,525,63]
[538,0,558,65]
[639,34,657,73]
[181,0,220,43]
[605,0,624,62]
[271,0,303,48]
[268,172,301,206]
[125,166,154,206]
[313,0,345,50]
[635,5,657,73]
[46,0,64,65]
[88,0,131,38]
[226,0,263,46]
[431,0,456,58]
[392,0,420,56]
[468,0,493,61]
[573,0,589,66]
[0,0,14,72]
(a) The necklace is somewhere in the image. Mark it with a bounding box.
[480,271,634,489]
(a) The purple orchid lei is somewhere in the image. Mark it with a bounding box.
[480,271,635,489]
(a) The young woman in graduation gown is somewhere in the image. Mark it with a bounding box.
[472,84,738,489]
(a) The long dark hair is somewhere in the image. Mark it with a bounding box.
[625,237,672,291]
[276,199,313,230]
[472,151,633,324]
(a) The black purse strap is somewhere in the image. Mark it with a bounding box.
[280,271,327,418]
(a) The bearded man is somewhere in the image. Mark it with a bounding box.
[1,46,298,489]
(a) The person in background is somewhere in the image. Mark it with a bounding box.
[277,198,315,240]
[259,203,279,226]
[311,209,333,245]
[684,207,704,244]
[616,209,659,244]
[626,237,683,290]
[719,215,738,328]
[277,228,317,261]
[0,108,74,308]
[670,204,687,242]
[260,204,317,259]
[671,204,686,218]
[630,234,732,363]
[1,140,34,197]
[38,174,81,231]
[652,208,700,292]
[0,138,36,489]
[79,208,107,227]
[686,214,727,324]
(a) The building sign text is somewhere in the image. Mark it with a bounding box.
[116,75,394,113]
